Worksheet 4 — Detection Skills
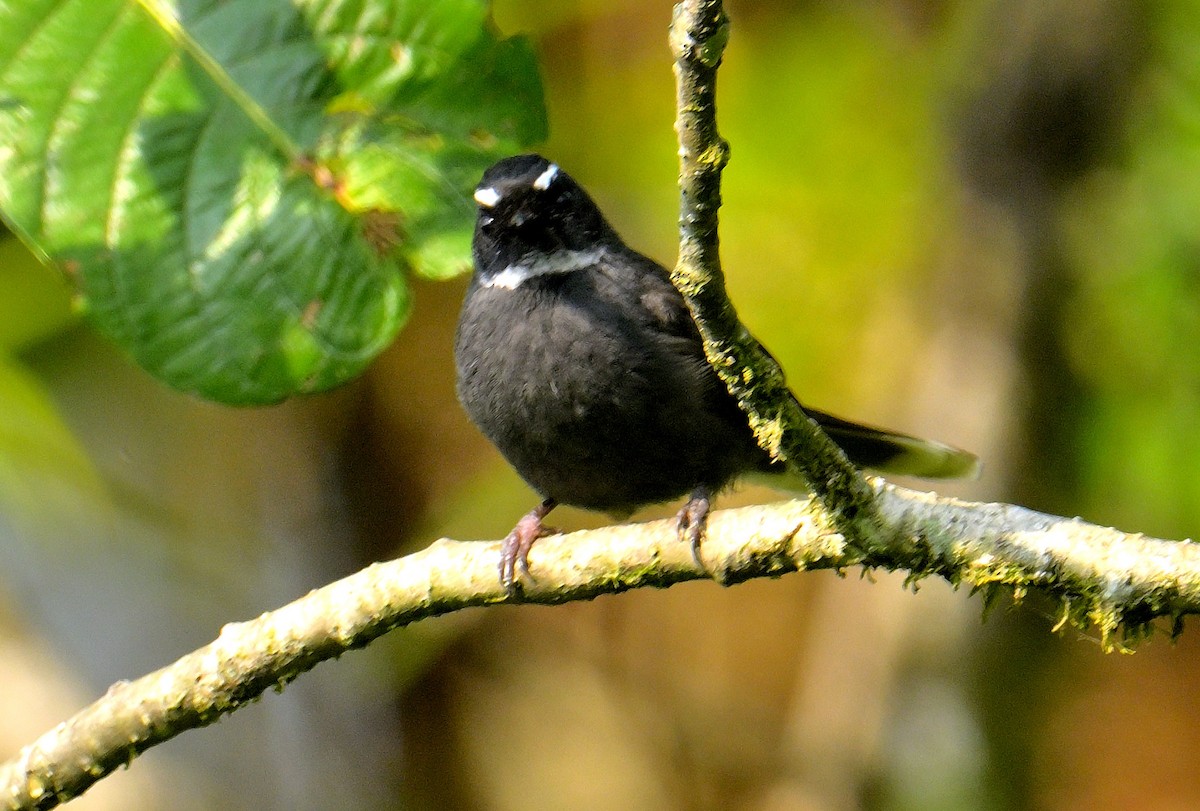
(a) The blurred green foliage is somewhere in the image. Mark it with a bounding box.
[0,230,104,531]
[1062,1,1200,537]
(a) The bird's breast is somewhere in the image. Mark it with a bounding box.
[454,274,759,511]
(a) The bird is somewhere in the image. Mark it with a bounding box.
[454,154,978,591]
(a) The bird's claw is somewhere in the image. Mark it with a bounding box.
[676,488,711,565]
[499,498,558,594]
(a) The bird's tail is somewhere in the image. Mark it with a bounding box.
[805,407,979,479]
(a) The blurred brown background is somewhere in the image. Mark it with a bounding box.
[3,0,1200,808]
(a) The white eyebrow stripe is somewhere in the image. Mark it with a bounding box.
[532,163,559,191]
[474,187,502,207]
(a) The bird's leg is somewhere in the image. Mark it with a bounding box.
[675,486,711,565]
[499,497,558,593]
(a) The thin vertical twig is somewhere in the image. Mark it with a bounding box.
[669,0,883,547]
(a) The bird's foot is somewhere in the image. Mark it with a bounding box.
[499,498,558,594]
[675,487,711,565]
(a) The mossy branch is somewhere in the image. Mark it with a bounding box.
[4,485,1198,809]
[669,0,883,550]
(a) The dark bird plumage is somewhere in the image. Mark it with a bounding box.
[455,154,978,590]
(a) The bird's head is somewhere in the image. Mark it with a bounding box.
[471,155,617,286]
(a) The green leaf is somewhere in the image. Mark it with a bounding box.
[0,0,545,404]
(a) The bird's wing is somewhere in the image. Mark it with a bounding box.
[623,253,706,345]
